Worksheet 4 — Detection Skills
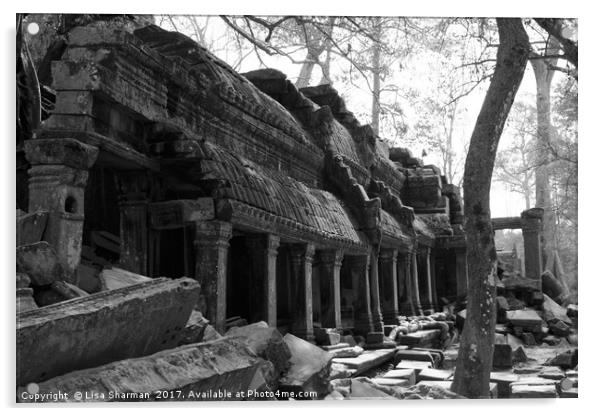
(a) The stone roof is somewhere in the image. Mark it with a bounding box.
[197,141,367,249]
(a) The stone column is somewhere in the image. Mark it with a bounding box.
[116,172,149,275]
[318,250,344,329]
[379,248,399,325]
[348,254,373,335]
[24,138,99,281]
[369,249,384,333]
[290,243,315,342]
[521,210,544,291]
[430,250,439,311]
[246,234,280,327]
[398,252,415,316]
[194,221,232,334]
[455,247,468,299]
[411,250,423,316]
[421,247,434,314]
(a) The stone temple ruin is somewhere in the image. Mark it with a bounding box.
[16,17,577,401]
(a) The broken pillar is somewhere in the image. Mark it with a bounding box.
[378,248,399,325]
[194,220,232,334]
[17,277,200,386]
[18,337,269,402]
[115,172,150,275]
[246,234,280,326]
[290,243,315,342]
[23,138,99,280]
[521,208,544,291]
[318,249,344,329]
[348,254,373,335]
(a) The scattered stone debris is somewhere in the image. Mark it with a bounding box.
[278,333,332,396]
[18,337,270,402]
[17,277,200,386]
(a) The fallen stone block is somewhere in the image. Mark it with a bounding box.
[371,377,412,388]
[226,321,291,385]
[17,337,269,402]
[510,379,557,398]
[413,348,445,367]
[16,288,38,313]
[329,345,364,359]
[393,349,435,366]
[490,371,519,398]
[507,309,543,333]
[549,320,571,337]
[512,345,529,363]
[340,335,357,347]
[417,368,453,382]
[321,342,350,351]
[17,277,200,386]
[50,281,89,300]
[559,388,578,398]
[514,365,544,375]
[396,329,441,348]
[398,383,466,399]
[396,360,433,375]
[179,310,210,345]
[329,378,351,397]
[329,363,354,380]
[417,381,497,398]
[545,349,577,369]
[76,263,100,293]
[366,332,384,344]
[493,343,513,368]
[381,368,416,385]
[348,378,397,400]
[279,333,332,396]
[566,304,578,318]
[538,366,565,380]
[521,332,536,346]
[99,267,152,291]
[16,241,65,286]
[314,327,341,346]
[17,210,48,246]
[542,294,571,325]
[333,349,396,376]
[202,324,222,341]
[324,390,345,400]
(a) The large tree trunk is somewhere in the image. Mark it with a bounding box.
[370,17,382,135]
[531,38,560,263]
[451,18,530,399]
[296,56,316,88]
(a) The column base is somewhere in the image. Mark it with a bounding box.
[353,312,374,336]
[382,310,399,325]
[398,302,415,317]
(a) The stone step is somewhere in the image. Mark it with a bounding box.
[332,349,396,376]
[371,377,413,387]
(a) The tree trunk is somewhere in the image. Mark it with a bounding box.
[371,18,382,135]
[296,55,317,88]
[531,38,559,263]
[451,18,530,399]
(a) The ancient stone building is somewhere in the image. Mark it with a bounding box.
[17,19,468,342]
